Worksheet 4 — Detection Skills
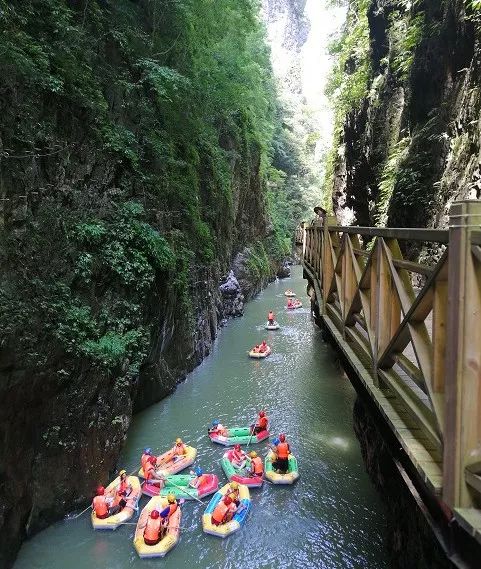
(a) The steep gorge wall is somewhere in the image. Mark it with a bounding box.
[0,1,294,566]
[329,0,481,231]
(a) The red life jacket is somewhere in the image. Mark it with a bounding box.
[141,454,151,472]
[93,496,108,518]
[276,442,290,459]
[257,416,268,430]
[212,501,229,524]
[144,517,161,542]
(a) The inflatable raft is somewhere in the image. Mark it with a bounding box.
[91,475,141,530]
[134,496,181,558]
[209,426,270,446]
[202,483,251,538]
[265,321,280,330]
[287,301,302,310]
[264,451,300,485]
[248,346,271,358]
[284,290,296,297]
[221,450,263,488]
[143,473,219,499]
[139,446,197,478]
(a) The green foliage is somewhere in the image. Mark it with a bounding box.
[374,138,411,225]
[323,0,371,200]
[390,10,425,80]
[0,0,299,383]
[246,242,271,281]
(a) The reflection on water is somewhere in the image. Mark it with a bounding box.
[15,266,388,569]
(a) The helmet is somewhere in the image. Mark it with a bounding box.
[273,438,280,446]
[97,486,105,495]
[279,433,286,442]
[224,495,232,505]
[195,467,203,476]
[259,410,265,417]
[143,447,152,455]
[149,455,157,465]
[249,451,257,458]
[119,469,126,477]
[234,444,241,451]
[230,481,239,490]
[167,494,176,504]
[212,420,219,426]
[175,438,183,444]
[150,509,160,519]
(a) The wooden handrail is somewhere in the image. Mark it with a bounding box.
[301,201,481,529]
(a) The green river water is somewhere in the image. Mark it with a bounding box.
[15,266,389,569]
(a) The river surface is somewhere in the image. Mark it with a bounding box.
[15,266,389,569]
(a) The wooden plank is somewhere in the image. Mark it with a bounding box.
[392,258,433,277]
[329,226,449,243]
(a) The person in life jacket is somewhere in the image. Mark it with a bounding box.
[172,438,187,462]
[158,494,179,537]
[141,448,153,474]
[231,444,247,468]
[248,451,263,477]
[268,311,275,325]
[92,486,113,519]
[274,433,291,474]
[259,340,268,353]
[112,469,132,510]
[144,455,164,488]
[226,480,240,505]
[211,495,237,526]
[143,509,162,546]
[251,410,268,434]
[252,344,260,353]
[209,419,228,437]
[189,466,207,489]
[287,298,293,308]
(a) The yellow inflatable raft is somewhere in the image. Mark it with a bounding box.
[264,451,299,485]
[202,483,251,538]
[139,446,197,478]
[91,475,141,530]
[134,496,181,558]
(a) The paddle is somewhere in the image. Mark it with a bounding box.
[246,422,256,447]
[162,477,204,504]
[67,503,92,520]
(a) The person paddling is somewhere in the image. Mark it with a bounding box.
[141,448,153,473]
[231,444,247,468]
[268,311,275,325]
[251,410,268,434]
[273,433,290,474]
[259,340,268,353]
[247,451,263,478]
[143,509,162,545]
[92,486,113,519]
[158,494,180,537]
[211,495,237,526]
[171,438,187,462]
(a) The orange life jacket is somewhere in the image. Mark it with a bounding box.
[144,464,155,481]
[144,517,161,542]
[251,456,263,475]
[174,444,186,456]
[268,312,274,320]
[257,416,268,430]
[212,501,229,524]
[141,454,151,472]
[276,442,290,459]
[93,496,108,518]
[167,503,178,517]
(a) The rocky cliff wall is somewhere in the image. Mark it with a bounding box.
[330,0,481,231]
[0,1,292,566]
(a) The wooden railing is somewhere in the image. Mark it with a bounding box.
[302,201,481,539]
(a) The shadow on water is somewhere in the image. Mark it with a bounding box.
[15,266,389,569]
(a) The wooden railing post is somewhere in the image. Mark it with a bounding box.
[444,200,481,509]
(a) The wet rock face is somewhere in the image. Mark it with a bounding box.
[353,397,454,569]
[219,270,245,317]
[333,0,481,232]
[277,261,291,279]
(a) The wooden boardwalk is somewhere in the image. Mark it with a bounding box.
[301,201,481,564]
